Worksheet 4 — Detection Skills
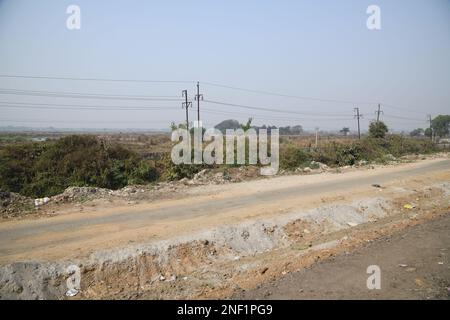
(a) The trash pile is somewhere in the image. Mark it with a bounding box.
[50,185,155,204]
[111,185,147,197]
[310,161,329,171]
[0,189,34,217]
[51,187,113,204]
[34,197,50,207]
[294,161,329,174]
[180,169,234,185]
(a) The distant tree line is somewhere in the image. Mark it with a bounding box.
[409,115,450,139]
[214,119,303,135]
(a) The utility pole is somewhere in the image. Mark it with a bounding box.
[182,90,192,131]
[375,103,383,122]
[315,127,319,148]
[354,107,363,140]
[194,81,203,127]
[428,114,433,142]
[194,81,204,141]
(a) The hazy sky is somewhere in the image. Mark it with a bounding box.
[0,0,449,132]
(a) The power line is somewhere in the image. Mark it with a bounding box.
[0,101,178,111]
[204,99,352,117]
[0,88,182,101]
[202,81,377,105]
[382,103,428,116]
[383,114,427,121]
[0,99,425,123]
[203,82,431,117]
[0,105,174,112]
[0,77,436,129]
[383,119,428,125]
[201,108,353,122]
[0,74,194,84]
[0,119,175,124]
[0,75,435,117]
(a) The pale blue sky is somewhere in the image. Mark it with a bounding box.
[0,0,449,131]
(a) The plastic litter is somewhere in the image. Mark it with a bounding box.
[65,288,78,297]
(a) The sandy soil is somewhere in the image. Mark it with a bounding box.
[235,212,450,300]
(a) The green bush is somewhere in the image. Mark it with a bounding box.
[335,144,362,166]
[0,133,440,198]
[368,121,388,139]
[0,143,44,194]
[307,136,429,167]
[129,160,158,185]
[0,135,159,197]
[280,145,311,169]
[160,154,206,180]
[309,142,364,166]
[383,135,436,156]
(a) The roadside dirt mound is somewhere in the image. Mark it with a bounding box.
[0,195,400,299]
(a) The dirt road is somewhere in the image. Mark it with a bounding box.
[235,212,450,300]
[0,158,449,265]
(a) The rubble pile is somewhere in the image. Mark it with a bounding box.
[51,187,113,204]
[110,186,147,197]
[51,186,153,204]
[181,169,234,186]
[294,161,329,174]
[0,189,34,218]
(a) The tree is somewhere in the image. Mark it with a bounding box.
[431,115,450,137]
[290,125,303,135]
[409,128,424,137]
[240,117,253,131]
[170,122,187,130]
[279,125,303,135]
[424,127,432,138]
[340,127,350,136]
[368,121,388,139]
[214,119,240,134]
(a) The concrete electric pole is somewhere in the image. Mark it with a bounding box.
[354,107,363,140]
[182,90,192,131]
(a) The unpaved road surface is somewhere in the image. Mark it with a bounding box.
[0,158,449,265]
[0,157,449,300]
[236,212,450,300]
